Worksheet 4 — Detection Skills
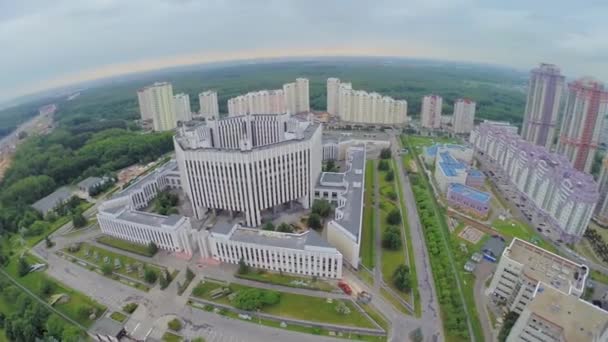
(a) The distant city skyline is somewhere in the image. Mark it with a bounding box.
[2,0,608,103]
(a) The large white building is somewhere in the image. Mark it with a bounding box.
[283,78,310,114]
[196,223,343,278]
[174,114,322,227]
[97,161,194,257]
[420,94,442,129]
[506,285,608,342]
[488,238,588,315]
[471,122,599,241]
[198,90,219,119]
[173,93,192,123]
[137,82,178,131]
[452,98,476,134]
[227,78,310,116]
[328,78,407,125]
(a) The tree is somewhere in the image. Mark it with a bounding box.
[143,269,158,284]
[72,210,86,228]
[382,226,402,250]
[77,306,91,320]
[45,314,65,339]
[380,148,392,159]
[312,199,331,218]
[387,209,402,225]
[147,242,158,255]
[101,263,113,276]
[378,160,389,171]
[262,222,275,231]
[45,236,54,248]
[232,289,279,311]
[237,257,250,275]
[159,274,169,289]
[393,264,411,292]
[307,213,322,230]
[168,318,183,331]
[186,267,195,281]
[498,312,520,342]
[384,170,394,182]
[39,279,55,296]
[17,257,29,277]
[334,301,351,315]
[276,223,293,233]
[61,325,82,342]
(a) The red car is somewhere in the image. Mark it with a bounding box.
[338,280,352,295]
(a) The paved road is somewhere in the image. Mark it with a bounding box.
[373,160,382,294]
[473,262,496,342]
[391,135,443,341]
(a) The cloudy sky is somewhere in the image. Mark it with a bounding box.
[1,0,607,103]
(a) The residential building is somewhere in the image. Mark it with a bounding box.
[283,78,310,114]
[196,223,342,278]
[174,115,322,227]
[487,238,588,314]
[77,176,109,194]
[329,78,407,125]
[198,90,219,119]
[521,63,565,149]
[421,95,442,129]
[227,89,286,116]
[506,285,608,342]
[595,156,608,225]
[452,98,476,134]
[173,93,192,123]
[326,78,341,115]
[446,183,490,218]
[314,146,366,268]
[470,122,599,241]
[97,161,193,256]
[557,78,608,172]
[137,82,177,131]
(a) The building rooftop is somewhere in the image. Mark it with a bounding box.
[482,236,506,258]
[448,183,491,203]
[77,176,103,190]
[321,172,345,184]
[32,187,73,214]
[438,151,466,177]
[228,227,337,252]
[116,210,184,230]
[524,285,608,341]
[116,160,177,199]
[89,317,123,339]
[505,238,588,294]
[467,169,484,177]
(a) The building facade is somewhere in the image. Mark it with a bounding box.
[471,122,599,241]
[557,78,608,172]
[174,115,322,227]
[137,82,178,131]
[487,238,588,315]
[421,94,442,129]
[228,90,286,116]
[595,156,608,225]
[173,93,192,123]
[97,161,193,256]
[198,90,219,119]
[196,225,342,278]
[283,78,310,114]
[326,78,406,125]
[446,183,490,218]
[452,98,476,134]
[521,63,565,149]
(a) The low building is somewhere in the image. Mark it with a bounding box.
[446,183,491,218]
[196,223,343,278]
[77,176,109,194]
[97,160,193,257]
[487,238,588,314]
[89,317,125,342]
[465,169,485,189]
[507,285,608,342]
[481,236,506,262]
[32,187,73,215]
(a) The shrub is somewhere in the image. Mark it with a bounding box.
[393,264,411,292]
[307,213,322,230]
[378,160,389,171]
[276,223,294,233]
[39,279,55,296]
[311,199,331,218]
[101,263,113,276]
[380,148,392,159]
[233,289,281,311]
[17,257,29,277]
[147,242,158,255]
[237,257,250,275]
[335,301,351,315]
[387,209,401,225]
[167,318,182,332]
[262,222,275,231]
[384,170,395,182]
[123,303,138,314]
[144,268,158,284]
[382,226,402,250]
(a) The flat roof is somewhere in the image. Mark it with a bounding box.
[438,151,466,177]
[116,210,183,229]
[117,160,177,198]
[505,238,587,294]
[229,227,336,251]
[468,169,484,177]
[448,183,491,203]
[525,285,608,341]
[321,172,345,184]
[77,176,103,189]
[331,146,366,241]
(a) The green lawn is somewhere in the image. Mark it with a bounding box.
[162,331,183,342]
[235,269,334,292]
[360,160,376,269]
[191,280,376,328]
[63,242,166,285]
[591,269,608,285]
[96,235,156,257]
[3,254,106,327]
[110,311,127,323]
[491,219,557,253]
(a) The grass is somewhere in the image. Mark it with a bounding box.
[3,253,106,327]
[358,268,374,286]
[360,303,390,332]
[191,280,376,328]
[162,331,183,342]
[360,160,376,269]
[235,269,334,292]
[591,269,608,285]
[490,218,557,253]
[379,287,410,315]
[574,239,605,266]
[110,311,127,323]
[63,242,166,285]
[189,301,386,341]
[96,235,156,257]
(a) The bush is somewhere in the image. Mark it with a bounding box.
[77,306,91,320]
[384,170,394,182]
[393,264,411,292]
[334,301,351,315]
[307,213,322,230]
[382,226,402,250]
[380,148,392,159]
[144,269,158,284]
[186,267,195,281]
[123,303,138,314]
[232,289,281,311]
[17,257,29,277]
[312,199,331,218]
[101,263,113,276]
[147,242,158,255]
[167,318,182,332]
[378,160,389,171]
[262,222,275,231]
[260,291,281,306]
[72,210,87,228]
[276,223,294,233]
[387,208,401,225]
[39,279,55,296]
[237,257,250,275]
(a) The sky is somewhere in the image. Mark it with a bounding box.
[1,0,607,103]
